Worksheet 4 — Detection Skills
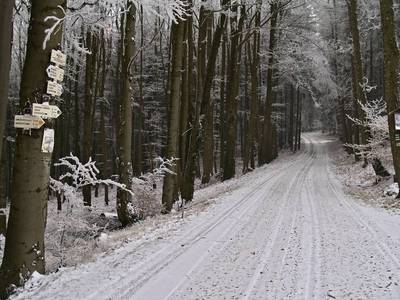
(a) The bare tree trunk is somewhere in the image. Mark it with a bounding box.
[347,0,367,160]
[82,31,97,207]
[117,2,137,226]
[200,0,229,183]
[289,85,295,151]
[223,4,246,181]
[260,0,279,165]
[246,1,261,171]
[0,0,14,237]
[0,0,66,296]
[380,0,400,186]
[162,19,186,212]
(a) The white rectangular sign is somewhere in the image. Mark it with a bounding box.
[32,103,62,119]
[50,50,67,66]
[47,80,63,97]
[46,65,65,82]
[42,128,55,153]
[395,113,400,131]
[14,115,45,129]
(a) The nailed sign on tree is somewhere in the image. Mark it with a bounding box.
[47,80,63,97]
[50,50,67,66]
[14,115,45,129]
[46,65,65,82]
[32,103,62,119]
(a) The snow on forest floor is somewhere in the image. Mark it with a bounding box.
[5,132,400,300]
[330,140,400,213]
[0,148,296,274]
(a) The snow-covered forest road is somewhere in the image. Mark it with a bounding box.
[14,133,400,300]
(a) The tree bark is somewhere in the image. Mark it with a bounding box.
[0,0,66,297]
[347,0,367,158]
[0,0,14,238]
[379,0,400,185]
[260,0,279,165]
[117,2,137,226]
[162,19,185,212]
[223,4,246,181]
[201,0,229,184]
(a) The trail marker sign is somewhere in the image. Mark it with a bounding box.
[14,115,45,129]
[47,80,63,97]
[395,113,400,131]
[32,103,62,119]
[50,50,67,66]
[46,65,65,82]
[42,128,55,153]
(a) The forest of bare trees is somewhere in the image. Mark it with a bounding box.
[0,0,399,298]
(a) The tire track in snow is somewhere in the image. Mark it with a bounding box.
[105,151,310,300]
[302,170,322,299]
[242,143,316,300]
[165,160,298,300]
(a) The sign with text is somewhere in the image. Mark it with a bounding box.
[32,103,62,119]
[42,129,55,153]
[395,113,400,131]
[14,115,45,129]
[47,80,63,97]
[50,50,67,66]
[46,65,65,82]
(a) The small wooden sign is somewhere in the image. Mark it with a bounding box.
[47,80,63,97]
[32,103,62,119]
[41,128,55,153]
[46,65,65,82]
[14,115,45,129]
[50,50,67,66]
[395,113,400,131]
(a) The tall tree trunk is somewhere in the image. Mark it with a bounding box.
[180,7,197,203]
[0,0,14,237]
[296,91,303,150]
[260,0,279,165]
[133,5,144,176]
[380,0,400,185]
[246,0,261,171]
[219,32,227,171]
[162,19,186,212]
[223,4,246,181]
[117,2,137,226]
[289,85,295,151]
[347,0,367,158]
[82,31,96,207]
[201,0,229,184]
[0,1,66,297]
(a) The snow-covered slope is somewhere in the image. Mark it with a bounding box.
[12,133,400,299]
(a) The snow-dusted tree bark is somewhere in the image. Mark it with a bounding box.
[379,0,400,187]
[82,31,97,207]
[201,0,230,183]
[260,0,279,165]
[346,0,367,153]
[162,19,185,212]
[245,0,261,171]
[117,1,137,226]
[0,0,66,297]
[180,8,197,203]
[0,0,14,236]
[223,3,246,181]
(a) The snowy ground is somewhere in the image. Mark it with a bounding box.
[9,132,400,299]
[331,140,400,212]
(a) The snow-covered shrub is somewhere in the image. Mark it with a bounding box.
[346,97,391,162]
[47,154,135,270]
[50,154,133,202]
[130,157,179,217]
